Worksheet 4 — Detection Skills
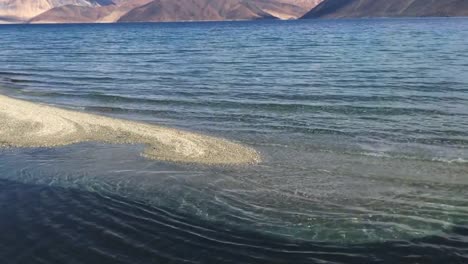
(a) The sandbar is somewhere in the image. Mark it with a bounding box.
[0,94,260,165]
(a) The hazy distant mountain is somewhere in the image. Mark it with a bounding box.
[302,0,468,18]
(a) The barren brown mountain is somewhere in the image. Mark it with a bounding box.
[302,0,468,18]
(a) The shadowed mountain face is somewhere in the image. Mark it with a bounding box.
[302,0,468,18]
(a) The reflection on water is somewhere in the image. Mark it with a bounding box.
[0,18,468,262]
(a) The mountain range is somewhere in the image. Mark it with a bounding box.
[0,0,323,23]
[0,0,467,24]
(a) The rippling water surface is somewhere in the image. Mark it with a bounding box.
[0,18,468,263]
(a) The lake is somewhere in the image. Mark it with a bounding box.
[0,18,467,263]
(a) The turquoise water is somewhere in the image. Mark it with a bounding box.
[0,19,467,263]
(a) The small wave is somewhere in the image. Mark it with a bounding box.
[432,157,468,164]
[357,151,392,158]
[356,151,468,164]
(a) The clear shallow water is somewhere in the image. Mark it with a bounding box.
[0,18,468,263]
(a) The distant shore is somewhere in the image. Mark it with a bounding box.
[1,16,468,26]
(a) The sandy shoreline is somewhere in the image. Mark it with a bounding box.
[0,94,260,165]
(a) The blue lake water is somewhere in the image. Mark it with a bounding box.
[0,18,467,263]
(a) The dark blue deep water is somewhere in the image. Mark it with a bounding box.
[0,19,467,263]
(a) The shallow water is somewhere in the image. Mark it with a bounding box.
[0,18,468,263]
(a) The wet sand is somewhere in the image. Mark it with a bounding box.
[0,94,260,165]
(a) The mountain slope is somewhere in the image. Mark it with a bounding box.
[117,0,278,22]
[0,0,112,21]
[302,0,468,18]
[99,0,153,22]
